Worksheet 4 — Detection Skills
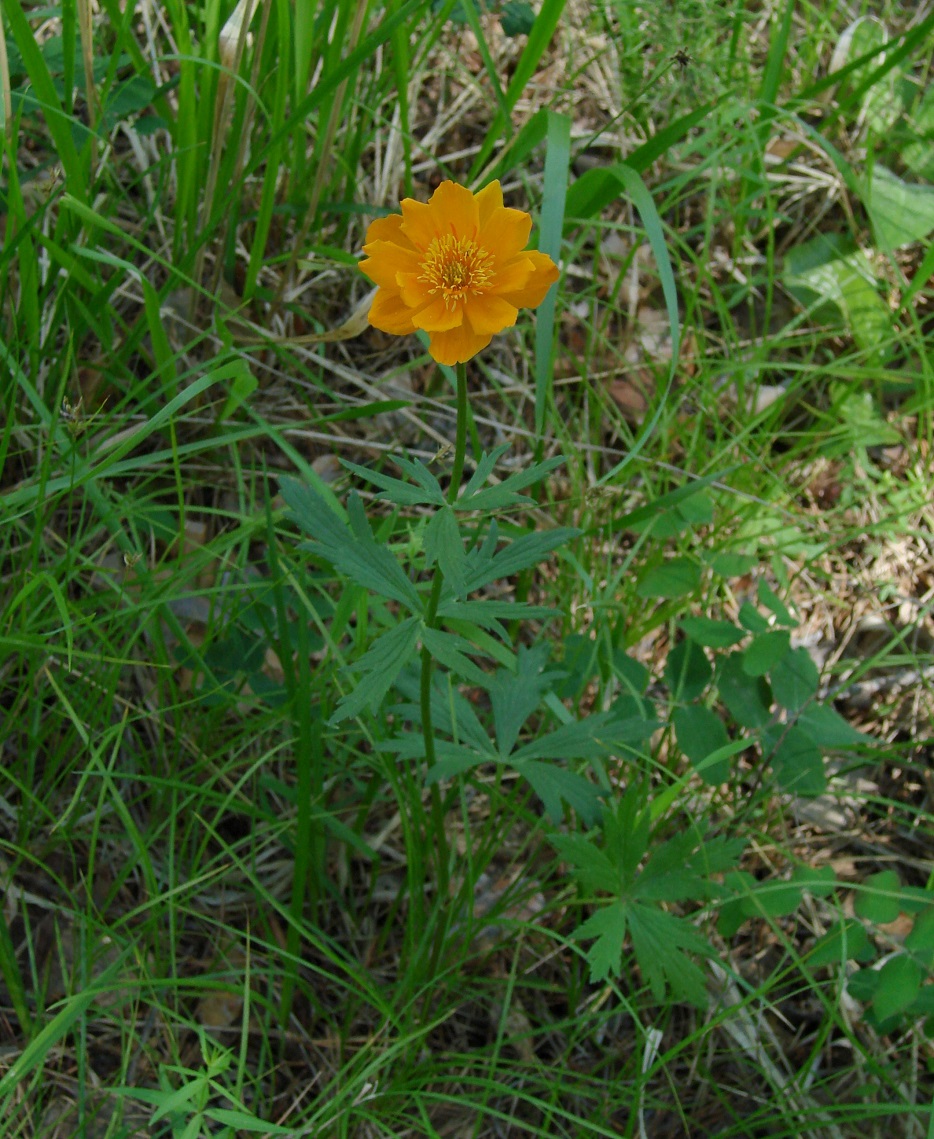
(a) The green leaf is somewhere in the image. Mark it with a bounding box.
[457,454,567,511]
[873,955,923,1022]
[679,617,745,649]
[554,633,598,699]
[665,638,711,701]
[551,833,621,895]
[341,456,445,507]
[742,630,791,677]
[854,870,902,924]
[425,507,468,599]
[283,480,422,612]
[329,618,421,723]
[518,759,601,824]
[464,525,580,591]
[500,0,536,36]
[611,650,650,694]
[738,602,770,633]
[717,652,773,728]
[771,647,820,711]
[903,84,934,180]
[707,551,757,578]
[635,556,701,600]
[673,706,731,785]
[752,879,802,918]
[766,725,825,796]
[492,644,559,755]
[627,902,710,1006]
[757,579,796,626]
[575,900,628,982]
[791,864,838,898]
[218,357,258,420]
[795,703,870,748]
[809,919,874,967]
[905,906,934,967]
[784,232,892,361]
[867,164,934,252]
[421,627,491,687]
[717,871,758,938]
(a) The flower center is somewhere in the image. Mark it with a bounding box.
[419,234,493,308]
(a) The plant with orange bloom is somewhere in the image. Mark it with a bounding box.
[359,180,559,365]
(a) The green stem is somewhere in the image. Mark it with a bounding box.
[419,361,469,899]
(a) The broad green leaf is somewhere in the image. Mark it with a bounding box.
[791,864,838,898]
[795,703,870,748]
[757,579,796,626]
[809,919,873,967]
[742,630,791,677]
[329,617,421,723]
[784,232,892,360]
[635,557,700,600]
[673,706,730,784]
[717,871,758,938]
[751,879,802,918]
[554,633,598,699]
[905,906,934,966]
[867,164,934,252]
[425,507,468,599]
[717,652,773,728]
[679,617,745,649]
[766,725,825,796]
[903,85,934,180]
[771,647,820,710]
[665,638,711,700]
[854,869,902,924]
[873,954,922,1022]
[738,602,770,633]
[611,650,650,694]
[707,551,757,578]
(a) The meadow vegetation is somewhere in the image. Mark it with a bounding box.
[2,0,934,1135]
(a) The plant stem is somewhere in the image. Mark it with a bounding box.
[419,360,469,899]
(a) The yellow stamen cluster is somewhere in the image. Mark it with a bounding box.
[419,234,493,308]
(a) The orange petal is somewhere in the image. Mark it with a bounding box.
[360,243,420,289]
[496,250,558,309]
[413,296,464,332]
[428,180,481,239]
[480,207,531,262]
[476,180,504,229]
[491,255,533,296]
[428,322,493,365]
[363,212,412,248]
[396,271,431,309]
[464,293,517,335]
[369,289,417,335]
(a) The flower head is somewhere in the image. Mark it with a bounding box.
[359,180,559,365]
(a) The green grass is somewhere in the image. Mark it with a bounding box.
[2,0,934,1135]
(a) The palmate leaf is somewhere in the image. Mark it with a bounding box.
[491,644,561,755]
[627,902,710,1006]
[424,507,468,598]
[516,759,602,825]
[421,627,491,686]
[329,617,421,724]
[284,479,422,613]
[457,454,568,511]
[463,525,580,591]
[341,457,446,507]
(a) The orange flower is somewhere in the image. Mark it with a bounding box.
[359,180,559,366]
